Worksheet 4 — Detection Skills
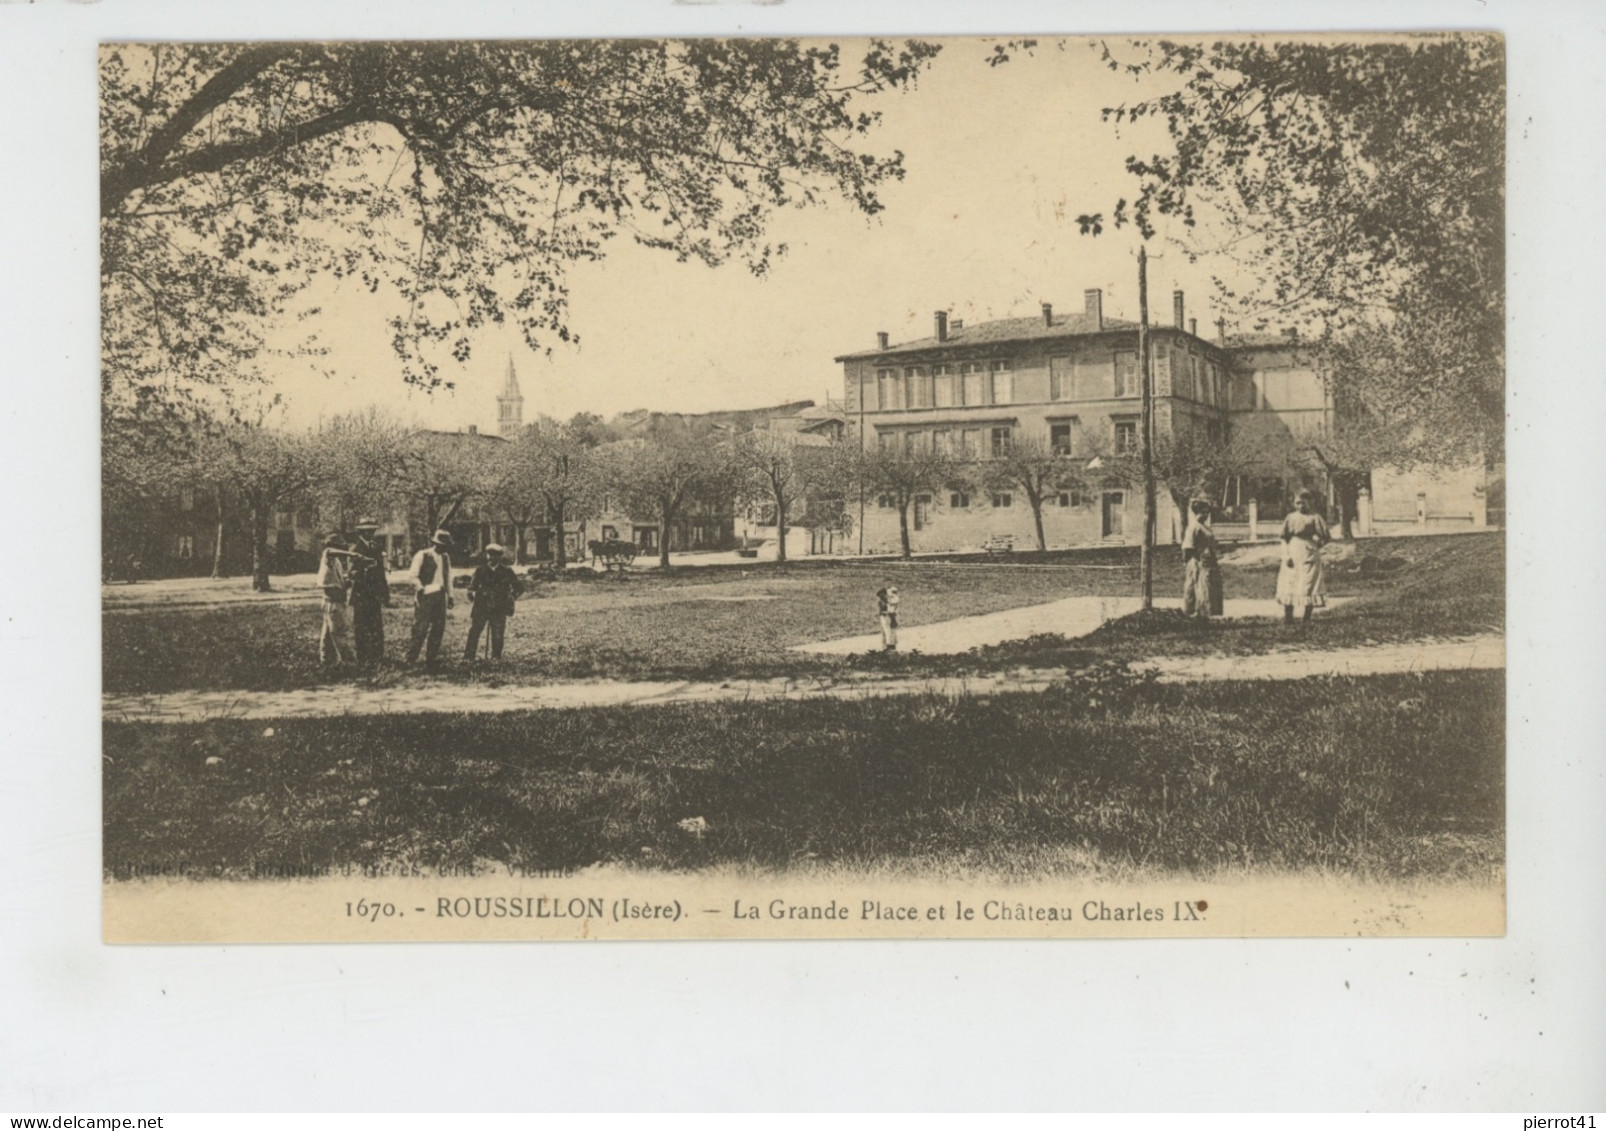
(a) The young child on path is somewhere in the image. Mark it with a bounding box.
[876,585,901,651]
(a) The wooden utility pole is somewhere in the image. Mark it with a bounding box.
[1137,245,1155,610]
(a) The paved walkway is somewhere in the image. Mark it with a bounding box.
[102,633,1502,724]
[793,596,1352,656]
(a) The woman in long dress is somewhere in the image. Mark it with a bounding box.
[1182,498,1223,621]
[1276,488,1330,623]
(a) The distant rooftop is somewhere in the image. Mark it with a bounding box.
[614,399,819,433]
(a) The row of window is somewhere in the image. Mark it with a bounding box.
[877,420,1143,458]
[876,489,1091,514]
[874,360,1014,411]
[864,344,1226,411]
[878,425,1017,459]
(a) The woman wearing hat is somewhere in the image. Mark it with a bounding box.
[1181,498,1223,621]
[316,534,355,667]
[1276,488,1331,624]
[463,543,520,662]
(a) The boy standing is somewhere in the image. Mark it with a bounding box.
[876,585,900,651]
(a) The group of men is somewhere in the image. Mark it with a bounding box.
[316,521,522,672]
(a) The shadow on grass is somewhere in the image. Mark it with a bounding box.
[105,668,1503,884]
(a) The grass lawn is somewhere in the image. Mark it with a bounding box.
[104,669,1503,883]
[101,532,1503,694]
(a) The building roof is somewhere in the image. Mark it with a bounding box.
[835,311,1145,362]
[615,399,819,434]
[1221,331,1310,350]
[419,427,507,444]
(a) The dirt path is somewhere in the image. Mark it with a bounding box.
[102,633,1504,723]
[793,596,1352,656]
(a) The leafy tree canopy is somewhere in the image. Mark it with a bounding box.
[101,38,942,406]
[1072,35,1504,463]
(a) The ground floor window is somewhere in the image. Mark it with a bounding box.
[176,534,194,559]
[637,526,659,551]
[913,494,932,530]
[991,491,1013,509]
[950,491,970,509]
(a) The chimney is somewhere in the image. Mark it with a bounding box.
[1084,288,1103,331]
[934,310,949,342]
[1173,290,1185,329]
[1215,317,1228,346]
[467,424,478,435]
[1189,317,1198,337]
[876,331,889,351]
[1041,302,1053,327]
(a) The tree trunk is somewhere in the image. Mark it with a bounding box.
[897,500,912,559]
[659,500,673,569]
[1029,491,1047,551]
[776,494,789,563]
[250,500,271,592]
[1333,473,1361,540]
[553,501,568,568]
[513,521,529,564]
[1170,488,1192,546]
[210,491,227,579]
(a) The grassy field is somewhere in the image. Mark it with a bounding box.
[102,532,1502,693]
[103,669,1503,883]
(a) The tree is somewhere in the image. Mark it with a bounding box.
[394,430,498,541]
[862,444,966,560]
[312,409,412,534]
[100,40,942,408]
[608,421,736,569]
[1093,421,1245,542]
[102,403,200,579]
[731,428,831,563]
[984,438,1086,552]
[199,421,327,591]
[492,419,601,566]
[1078,35,1503,465]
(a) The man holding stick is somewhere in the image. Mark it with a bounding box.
[316,534,357,668]
[463,543,520,664]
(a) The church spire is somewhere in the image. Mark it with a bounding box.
[496,353,525,439]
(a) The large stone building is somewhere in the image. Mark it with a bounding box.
[836,289,1491,554]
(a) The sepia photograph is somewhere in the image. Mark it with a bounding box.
[97,33,1506,942]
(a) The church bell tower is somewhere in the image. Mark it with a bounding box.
[496,354,525,439]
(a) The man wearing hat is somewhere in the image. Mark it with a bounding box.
[405,529,454,668]
[349,517,392,668]
[463,543,520,663]
[316,534,356,668]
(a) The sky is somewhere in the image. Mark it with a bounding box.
[261,37,1229,434]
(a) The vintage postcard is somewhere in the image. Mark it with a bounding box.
[100,33,1505,942]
